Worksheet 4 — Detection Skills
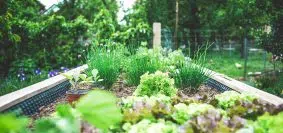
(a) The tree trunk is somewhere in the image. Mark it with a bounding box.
[187,0,201,57]
[174,0,179,50]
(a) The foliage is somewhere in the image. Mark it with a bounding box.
[34,104,80,133]
[0,113,29,133]
[123,119,178,133]
[252,112,283,133]
[166,50,186,67]
[173,63,209,90]
[254,76,276,90]
[124,47,164,86]
[120,94,172,110]
[0,73,47,96]
[171,103,225,124]
[215,91,256,110]
[91,9,117,46]
[76,90,123,130]
[1,89,283,133]
[87,47,125,89]
[62,68,103,90]
[0,90,123,132]
[57,0,118,22]
[134,71,177,97]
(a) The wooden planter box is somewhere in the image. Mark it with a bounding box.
[0,65,282,115]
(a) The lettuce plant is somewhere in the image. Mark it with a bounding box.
[123,119,178,133]
[120,94,171,110]
[171,103,226,124]
[0,113,29,133]
[134,71,177,97]
[252,112,283,133]
[76,90,123,130]
[215,91,257,109]
[121,94,173,123]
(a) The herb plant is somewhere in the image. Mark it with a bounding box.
[173,63,210,91]
[134,71,177,97]
[166,50,185,67]
[62,68,102,90]
[87,47,124,89]
[124,49,163,86]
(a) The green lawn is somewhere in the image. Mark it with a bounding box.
[204,50,283,97]
[204,51,280,79]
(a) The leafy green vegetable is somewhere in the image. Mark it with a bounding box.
[172,103,225,124]
[34,104,80,133]
[76,90,123,130]
[215,91,256,109]
[252,112,283,133]
[121,94,173,123]
[123,119,178,133]
[134,71,177,97]
[0,113,29,133]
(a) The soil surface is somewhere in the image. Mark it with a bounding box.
[178,85,221,103]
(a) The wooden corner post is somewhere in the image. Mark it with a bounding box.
[153,23,161,50]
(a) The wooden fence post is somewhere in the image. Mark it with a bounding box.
[153,23,161,49]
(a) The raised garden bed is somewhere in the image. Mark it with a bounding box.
[1,65,283,132]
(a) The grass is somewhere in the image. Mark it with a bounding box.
[204,51,282,78]
[204,50,283,97]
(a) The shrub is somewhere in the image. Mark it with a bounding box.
[87,47,124,89]
[134,71,177,97]
[173,63,210,90]
[124,48,163,86]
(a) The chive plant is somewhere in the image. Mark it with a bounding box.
[173,45,211,91]
[87,47,124,89]
[124,48,164,86]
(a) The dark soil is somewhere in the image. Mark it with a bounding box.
[178,85,220,103]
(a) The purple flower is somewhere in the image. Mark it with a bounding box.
[34,68,42,75]
[17,69,26,81]
[60,67,69,73]
[48,70,59,78]
[17,71,26,81]
[20,76,26,81]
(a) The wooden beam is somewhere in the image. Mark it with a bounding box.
[0,65,88,112]
[153,23,161,49]
[205,68,283,106]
